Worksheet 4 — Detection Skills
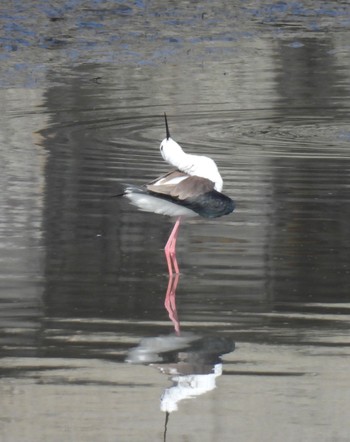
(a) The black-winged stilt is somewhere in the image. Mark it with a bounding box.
[120,114,235,275]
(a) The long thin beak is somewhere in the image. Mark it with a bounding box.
[164,411,169,442]
[164,113,170,140]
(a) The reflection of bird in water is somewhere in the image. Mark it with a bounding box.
[125,268,235,440]
[118,114,235,275]
[125,280,236,442]
[155,336,235,413]
[161,362,223,442]
[164,273,180,335]
[158,336,234,441]
[126,333,235,440]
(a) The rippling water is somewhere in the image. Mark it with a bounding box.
[1,1,350,441]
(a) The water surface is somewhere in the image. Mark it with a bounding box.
[1,1,350,441]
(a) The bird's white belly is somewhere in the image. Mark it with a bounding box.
[125,192,197,217]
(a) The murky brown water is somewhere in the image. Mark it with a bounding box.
[1,1,350,441]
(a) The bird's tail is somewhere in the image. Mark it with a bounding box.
[110,191,125,198]
[110,184,146,198]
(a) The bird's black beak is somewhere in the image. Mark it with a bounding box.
[164,113,170,140]
[164,411,170,442]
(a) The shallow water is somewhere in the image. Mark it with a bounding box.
[1,1,350,441]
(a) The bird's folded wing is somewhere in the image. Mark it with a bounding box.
[147,174,215,200]
[147,169,186,186]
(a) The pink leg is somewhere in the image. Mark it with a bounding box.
[164,273,180,335]
[164,217,181,276]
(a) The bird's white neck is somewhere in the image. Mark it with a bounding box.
[160,137,223,192]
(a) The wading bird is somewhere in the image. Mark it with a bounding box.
[120,114,235,275]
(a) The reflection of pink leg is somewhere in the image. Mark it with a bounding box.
[164,273,180,335]
[164,217,181,276]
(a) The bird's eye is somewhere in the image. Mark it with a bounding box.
[160,144,163,151]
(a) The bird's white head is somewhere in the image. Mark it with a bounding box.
[159,113,224,191]
[160,113,185,166]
